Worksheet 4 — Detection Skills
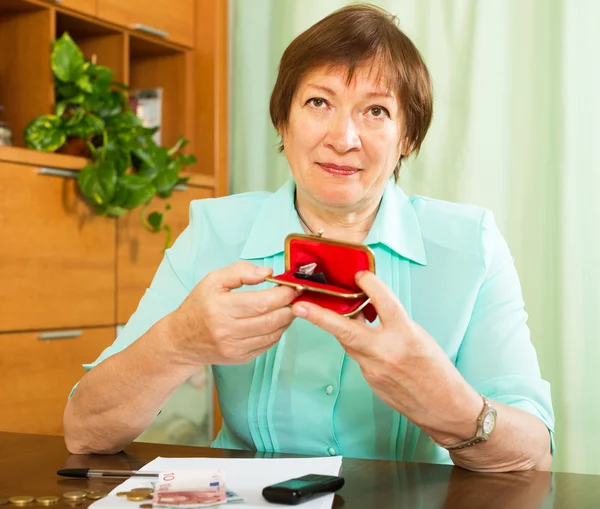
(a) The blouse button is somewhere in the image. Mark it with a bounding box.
[328,447,336,456]
[325,385,334,395]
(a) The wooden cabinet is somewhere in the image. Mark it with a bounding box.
[117,186,213,324]
[0,162,116,332]
[0,326,114,435]
[97,0,195,48]
[47,0,97,17]
[0,0,228,440]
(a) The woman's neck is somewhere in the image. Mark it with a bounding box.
[294,191,381,244]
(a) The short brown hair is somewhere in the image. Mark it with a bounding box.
[270,4,433,181]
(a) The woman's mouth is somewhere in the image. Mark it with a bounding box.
[317,162,361,176]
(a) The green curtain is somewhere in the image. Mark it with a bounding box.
[230,0,600,475]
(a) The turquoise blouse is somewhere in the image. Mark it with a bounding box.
[81,178,555,464]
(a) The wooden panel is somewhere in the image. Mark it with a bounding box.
[129,49,187,149]
[194,0,229,195]
[0,7,54,147]
[0,146,88,169]
[0,162,116,331]
[56,11,126,82]
[0,326,114,435]
[53,0,96,17]
[97,0,194,48]
[116,187,213,324]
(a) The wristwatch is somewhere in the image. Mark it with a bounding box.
[434,395,497,451]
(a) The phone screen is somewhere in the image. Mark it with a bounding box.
[270,479,316,490]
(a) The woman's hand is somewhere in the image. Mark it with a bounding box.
[291,270,482,442]
[168,261,299,366]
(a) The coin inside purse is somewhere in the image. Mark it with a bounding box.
[265,233,378,321]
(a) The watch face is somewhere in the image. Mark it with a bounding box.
[482,411,496,435]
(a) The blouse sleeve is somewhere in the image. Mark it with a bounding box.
[455,209,555,452]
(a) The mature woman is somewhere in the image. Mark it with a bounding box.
[64,5,554,472]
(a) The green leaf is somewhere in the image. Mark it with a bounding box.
[52,33,85,83]
[56,82,80,100]
[147,211,163,231]
[97,90,125,119]
[167,135,188,156]
[105,141,131,175]
[65,113,104,139]
[55,101,68,117]
[77,161,117,206]
[111,179,129,207]
[24,115,66,152]
[75,74,93,93]
[153,169,179,198]
[119,174,155,209]
[89,64,114,85]
[106,205,127,217]
[64,107,86,126]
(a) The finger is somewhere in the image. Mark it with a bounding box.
[244,323,291,357]
[228,323,290,364]
[355,271,408,327]
[228,285,299,318]
[291,301,369,348]
[351,311,366,324]
[207,261,273,291]
[232,306,295,338]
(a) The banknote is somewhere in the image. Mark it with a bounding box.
[153,469,231,508]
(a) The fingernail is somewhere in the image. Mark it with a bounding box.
[295,285,305,293]
[293,304,308,318]
[355,270,366,281]
[256,266,271,276]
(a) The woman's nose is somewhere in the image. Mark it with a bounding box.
[325,113,362,153]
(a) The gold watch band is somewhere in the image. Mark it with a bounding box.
[432,395,496,451]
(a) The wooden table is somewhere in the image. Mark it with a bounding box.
[1,432,599,508]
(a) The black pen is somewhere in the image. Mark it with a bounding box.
[57,468,160,479]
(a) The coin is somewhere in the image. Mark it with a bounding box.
[63,491,87,500]
[36,496,60,506]
[127,494,148,501]
[140,505,153,509]
[85,491,108,500]
[117,492,129,497]
[130,488,153,493]
[8,496,35,506]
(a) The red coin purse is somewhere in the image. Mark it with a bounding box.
[265,233,378,322]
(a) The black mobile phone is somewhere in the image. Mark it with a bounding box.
[262,473,345,505]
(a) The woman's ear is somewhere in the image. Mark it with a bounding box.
[400,136,415,157]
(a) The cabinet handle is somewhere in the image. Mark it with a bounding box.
[131,23,168,39]
[39,167,79,179]
[39,330,82,340]
[174,184,188,192]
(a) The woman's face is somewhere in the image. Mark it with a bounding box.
[282,62,406,212]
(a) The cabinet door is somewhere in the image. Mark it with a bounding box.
[52,0,97,17]
[0,163,115,332]
[0,327,114,435]
[97,0,195,48]
[117,186,213,324]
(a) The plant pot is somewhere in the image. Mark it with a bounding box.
[56,137,91,158]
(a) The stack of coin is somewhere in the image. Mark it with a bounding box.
[85,490,108,500]
[63,491,88,502]
[116,487,154,502]
[8,496,34,506]
[36,496,61,506]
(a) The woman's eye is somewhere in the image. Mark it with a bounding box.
[369,106,390,118]
[308,98,327,108]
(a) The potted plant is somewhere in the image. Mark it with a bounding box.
[24,32,196,249]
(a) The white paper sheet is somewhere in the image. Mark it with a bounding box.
[91,455,343,509]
